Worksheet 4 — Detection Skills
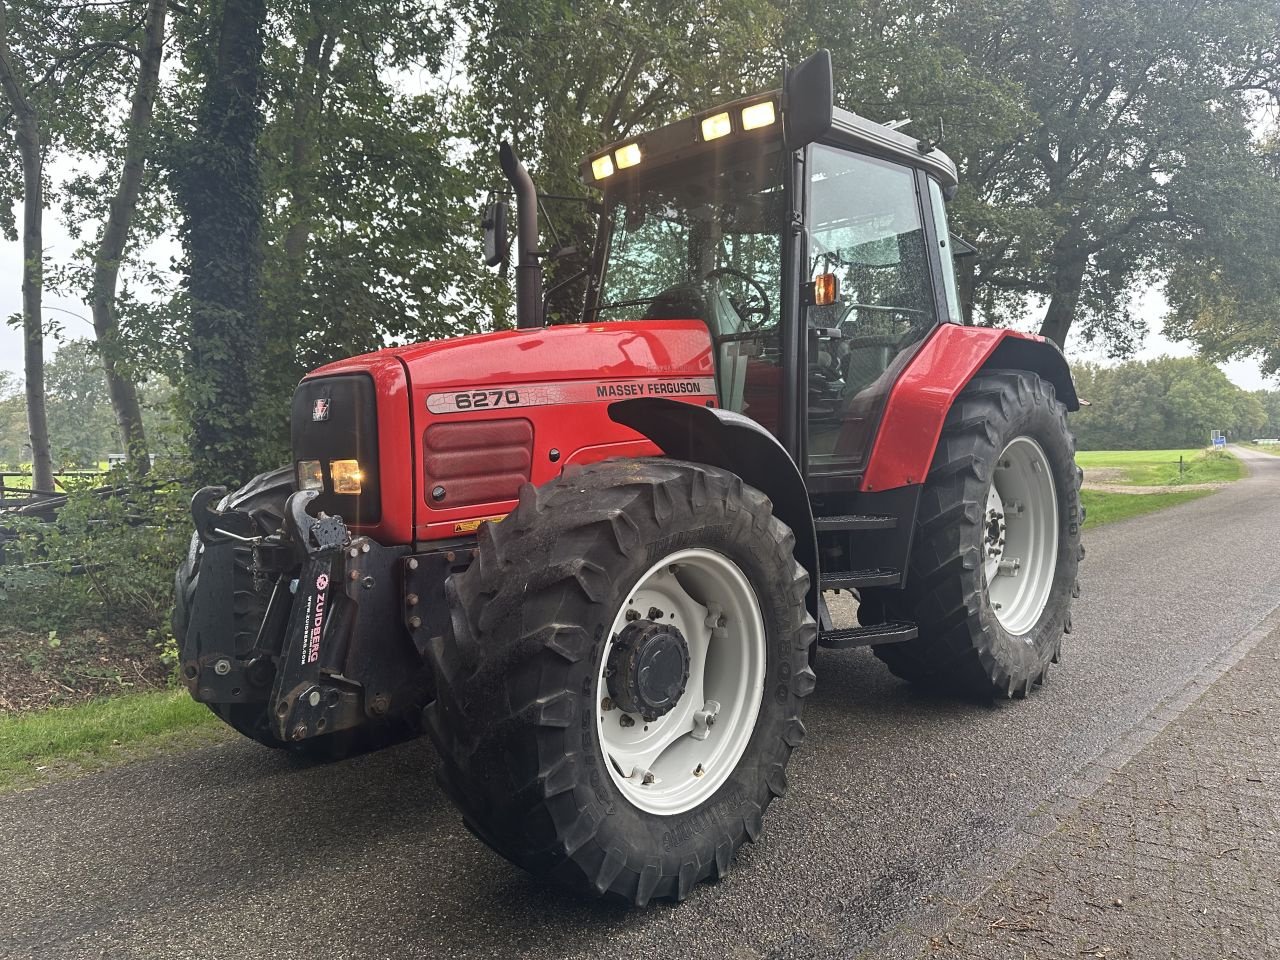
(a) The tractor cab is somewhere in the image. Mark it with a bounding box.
[576,70,964,488]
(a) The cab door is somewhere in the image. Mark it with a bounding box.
[804,146,953,483]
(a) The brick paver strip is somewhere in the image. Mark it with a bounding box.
[870,608,1280,960]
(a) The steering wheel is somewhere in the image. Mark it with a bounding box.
[704,267,771,328]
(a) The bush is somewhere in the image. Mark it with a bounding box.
[0,474,192,637]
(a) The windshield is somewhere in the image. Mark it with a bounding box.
[594,147,787,335]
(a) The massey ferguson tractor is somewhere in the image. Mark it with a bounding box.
[174,51,1083,904]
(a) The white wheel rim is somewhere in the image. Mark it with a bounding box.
[596,548,766,815]
[983,437,1059,636]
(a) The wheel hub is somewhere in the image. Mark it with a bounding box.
[607,620,690,720]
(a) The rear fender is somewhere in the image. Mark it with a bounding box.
[609,398,819,614]
[861,327,1078,493]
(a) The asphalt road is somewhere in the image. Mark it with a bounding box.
[3,447,1279,960]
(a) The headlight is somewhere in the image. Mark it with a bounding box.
[614,142,642,169]
[330,459,363,495]
[297,460,323,491]
[741,100,776,131]
[701,111,732,141]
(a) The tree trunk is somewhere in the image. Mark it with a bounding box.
[91,0,167,474]
[176,0,268,487]
[0,5,54,492]
[1038,251,1089,349]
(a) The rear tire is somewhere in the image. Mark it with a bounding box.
[424,458,817,903]
[874,370,1083,697]
[173,467,413,759]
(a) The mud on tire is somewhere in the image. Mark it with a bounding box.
[424,458,817,904]
[873,370,1083,698]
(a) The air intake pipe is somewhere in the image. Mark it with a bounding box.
[499,141,543,329]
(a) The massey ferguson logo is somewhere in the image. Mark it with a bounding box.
[312,397,330,422]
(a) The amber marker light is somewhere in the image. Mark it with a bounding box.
[741,100,777,131]
[614,143,642,169]
[330,459,363,495]
[700,111,732,141]
[591,154,615,180]
[813,272,840,306]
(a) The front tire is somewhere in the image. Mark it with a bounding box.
[874,370,1083,697]
[425,459,817,903]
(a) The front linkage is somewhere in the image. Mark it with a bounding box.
[181,487,433,743]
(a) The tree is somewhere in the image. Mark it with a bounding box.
[250,0,495,457]
[1070,356,1264,449]
[0,1,54,492]
[172,0,268,487]
[828,0,1280,354]
[87,0,168,472]
[1162,137,1280,375]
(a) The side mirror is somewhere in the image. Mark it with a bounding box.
[482,201,509,267]
[784,49,834,147]
[950,234,979,260]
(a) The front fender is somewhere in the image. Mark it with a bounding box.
[609,398,819,614]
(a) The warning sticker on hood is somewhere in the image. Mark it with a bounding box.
[426,377,717,414]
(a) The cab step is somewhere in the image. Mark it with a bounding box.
[819,621,918,649]
[814,514,898,532]
[821,567,902,590]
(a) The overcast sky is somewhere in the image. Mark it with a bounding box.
[0,201,1272,391]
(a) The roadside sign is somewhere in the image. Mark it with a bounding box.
[1213,436,1226,449]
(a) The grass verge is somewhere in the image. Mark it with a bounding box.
[0,688,224,794]
[1081,488,1215,529]
[1239,442,1280,456]
[1075,448,1242,486]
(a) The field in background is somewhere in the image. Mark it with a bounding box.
[1075,448,1242,486]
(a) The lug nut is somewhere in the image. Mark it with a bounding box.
[600,697,613,711]
[213,659,231,676]
[647,606,663,621]
[406,593,420,606]
[619,714,635,728]
[625,609,640,622]
[307,690,321,707]
[409,615,422,629]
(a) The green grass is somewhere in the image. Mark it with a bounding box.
[0,689,223,793]
[1081,488,1215,528]
[1075,448,1243,486]
[1240,441,1280,456]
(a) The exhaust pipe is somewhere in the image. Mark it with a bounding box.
[499,142,543,329]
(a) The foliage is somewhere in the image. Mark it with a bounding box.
[0,475,191,635]
[168,0,269,488]
[1071,356,1268,449]
[0,341,182,469]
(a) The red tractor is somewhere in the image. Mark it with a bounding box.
[175,51,1082,904]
